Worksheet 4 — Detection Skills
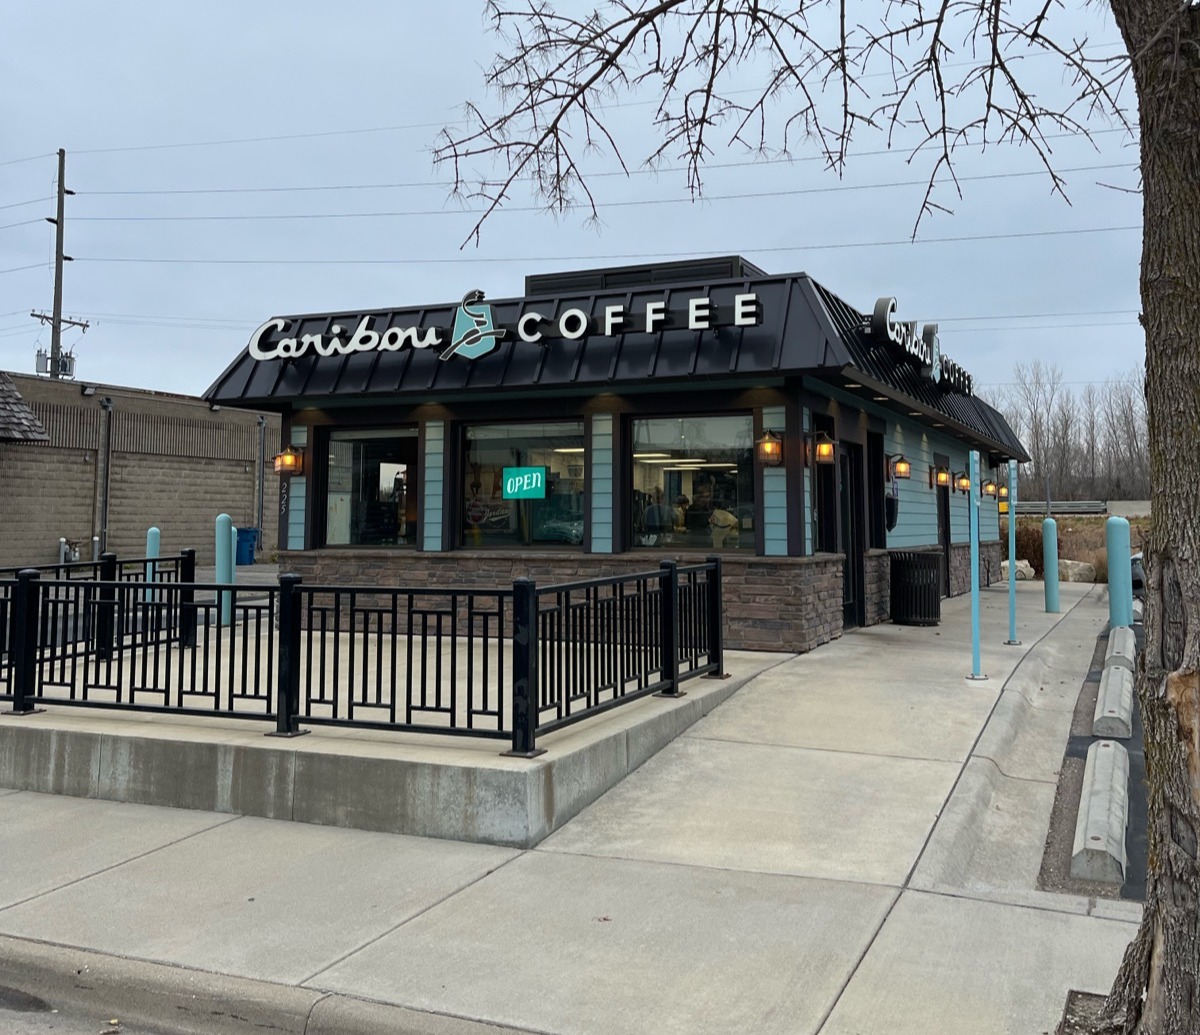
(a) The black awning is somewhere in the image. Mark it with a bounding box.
[204,264,1027,461]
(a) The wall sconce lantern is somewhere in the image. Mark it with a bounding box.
[998,483,1009,500]
[888,454,912,480]
[273,445,304,475]
[755,429,784,467]
[983,479,998,498]
[954,471,972,494]
[930,465,951,489]
[810,432,836,465]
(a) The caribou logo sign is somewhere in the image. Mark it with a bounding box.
[871,297,972,395]
[246,290,764,364]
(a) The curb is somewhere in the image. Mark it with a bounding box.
[0,935,526,1035]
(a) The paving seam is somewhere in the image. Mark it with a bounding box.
[0,811,243,917]
[527,844,903,891]
[657,733,964,769]
[297,848,528,986]
[912,883,1140,924]
[812,586,1098,1035]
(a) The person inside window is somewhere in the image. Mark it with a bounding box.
[685,477,714,542]
[643,488,678,545]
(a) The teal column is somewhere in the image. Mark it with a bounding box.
[1106,516,1134,628]
[145,526,160,601]
[216,513,234,626]
[1043,517,1060,613]
[968,450,986,680]
[1005,460,1021,645]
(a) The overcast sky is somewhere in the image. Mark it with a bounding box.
[0,2,1141,403]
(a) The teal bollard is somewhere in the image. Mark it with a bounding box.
[216,514,234,626]
[1043,518,1060,614]
[1106,516,1133,628]
[145,526,160,602]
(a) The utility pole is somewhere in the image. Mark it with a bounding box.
[35,148,79,378]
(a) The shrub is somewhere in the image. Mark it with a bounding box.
[1090,549,1109,584]
[1015,522,1045,578]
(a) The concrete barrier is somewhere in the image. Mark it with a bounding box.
[1071,740,1129,883]
[1105,627,1136,671]
[1093,665,1135,739]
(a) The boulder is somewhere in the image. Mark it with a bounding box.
[1059,559,1097,583]
[1001,559,1035,580]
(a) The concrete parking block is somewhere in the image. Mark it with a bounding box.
[0,793,231,908]
[0,815,517,984]
[539,736,959,885]
[1072,740,1129,883]
[821,890,1132,1035]
[1105,627,1136,671]
[315,851,898,1035]
[1093,665,1135,739]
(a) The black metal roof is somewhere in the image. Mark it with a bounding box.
[0,372,48,443]
[204,263,1027,461]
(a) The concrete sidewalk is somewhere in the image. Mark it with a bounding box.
[0,582,1136,1035]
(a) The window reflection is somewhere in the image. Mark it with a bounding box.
[461,421,586,548]
[631,416,754,550]
[325,429,419,546]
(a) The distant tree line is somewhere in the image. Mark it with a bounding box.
[985,360,1149,502]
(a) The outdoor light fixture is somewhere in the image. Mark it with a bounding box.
[810,432,836,465]
[930,465,951,489]
[273,445,304,475]
[756,429,784,467]
[79,384,96,397]
[955,471,972,494]
[888,454,912,480]
[998,484,1009,500]
[983,479,998,498]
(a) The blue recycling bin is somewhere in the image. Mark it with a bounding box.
[235,527,259,565]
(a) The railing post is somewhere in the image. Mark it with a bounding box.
[5,570,45,716]
[656,560,684,697]
[704,555,729,678]
[505,577,545,757]
[267,573,308,737]
[95,552,117,661]
[179,549,197,648]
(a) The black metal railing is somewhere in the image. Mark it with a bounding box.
[0,549,194,585]
[1,557,725,754]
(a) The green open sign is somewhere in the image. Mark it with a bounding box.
[502,466,547,500]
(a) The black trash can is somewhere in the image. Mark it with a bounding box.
[890,551,942,626]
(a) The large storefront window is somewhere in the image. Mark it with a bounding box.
[630,415,754,550]
[461,421,586,548]
[325,429,419,546]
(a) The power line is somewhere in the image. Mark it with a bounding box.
[0,196,53,213]
[933,308,1138,323]
[0,263,44,275]
[0,153,53,168]
[67,163,1136,223]
[949,320,1140,334]
[0,219,43,232]
[73,223,1142,267]
[75,128,1137,198]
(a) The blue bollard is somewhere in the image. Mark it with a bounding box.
[216,513,234,626]
[1005,460,1021,645]
[968,450,986,679]
[1043,517,1060,614]
[145,526,160,602]
[1106,516,1133,628]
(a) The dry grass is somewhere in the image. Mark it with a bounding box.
[1000,516,1149,585]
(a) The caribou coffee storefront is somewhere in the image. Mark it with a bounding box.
[205,256,1027,651]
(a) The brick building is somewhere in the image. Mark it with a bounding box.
[0,371,280,568]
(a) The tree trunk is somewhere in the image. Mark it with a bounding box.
[1102,3,1200,1032]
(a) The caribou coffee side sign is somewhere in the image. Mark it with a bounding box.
[870,297,973,395]
[248,289,764,364]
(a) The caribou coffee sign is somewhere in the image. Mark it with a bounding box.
[248,290,763,363]
[870,297,973,395]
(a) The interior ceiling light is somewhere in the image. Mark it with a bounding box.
[873,395,888,401]
[844,382,862,388]
[633,452,671,459]
[553,447,585,454]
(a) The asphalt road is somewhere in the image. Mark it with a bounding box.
[0,986,163,1035]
